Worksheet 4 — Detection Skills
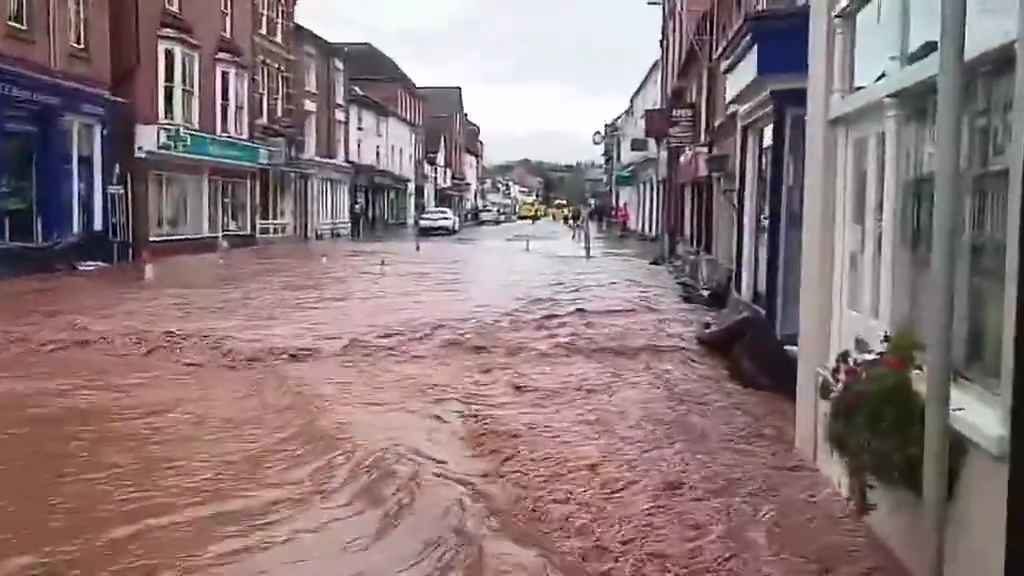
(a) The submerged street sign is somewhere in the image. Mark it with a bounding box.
[667,104,697,149]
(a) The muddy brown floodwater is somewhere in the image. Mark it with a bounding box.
[0,221,906,576]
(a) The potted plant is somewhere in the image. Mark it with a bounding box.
[822,331,966,515]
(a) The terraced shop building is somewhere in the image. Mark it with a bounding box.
[0,0,122,267]
[111,0,273,255]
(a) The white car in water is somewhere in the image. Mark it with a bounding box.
[418,207,460,235]
[478,206,501,225]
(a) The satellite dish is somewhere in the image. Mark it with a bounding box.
[592,131,605,146]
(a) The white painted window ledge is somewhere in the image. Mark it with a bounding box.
[911,371,1009,459]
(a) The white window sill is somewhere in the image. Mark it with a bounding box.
[910,371,1009,459]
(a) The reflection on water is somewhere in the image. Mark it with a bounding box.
[0,222,904,575]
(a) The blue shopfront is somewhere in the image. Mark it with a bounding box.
[0,63,120,252]
[722,7,809,344]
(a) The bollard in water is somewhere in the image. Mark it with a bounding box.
[526,238,531,252]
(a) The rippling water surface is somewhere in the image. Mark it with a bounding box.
[0,221,905,575]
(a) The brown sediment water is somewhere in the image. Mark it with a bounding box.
[0,222,906,575]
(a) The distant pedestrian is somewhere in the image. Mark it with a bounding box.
[351,198,364,239]
[619,203,631,237]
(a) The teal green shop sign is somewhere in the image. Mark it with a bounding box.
[158,126,271,166]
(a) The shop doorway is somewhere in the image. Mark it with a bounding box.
[70,119,101,236]
[750,123,773,310]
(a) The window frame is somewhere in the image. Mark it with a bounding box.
[304,54,317,93]
[335,119,345,161]
[258,0,270,35]
[277,72,290,118]
[220,0,232,38]
[304,111,317,158]
[69,0,87,48]
[215,64,248,138]
[333,59,345,105]
[164,0,180,12]
[7,0,27,29]
[157,41,200,128]
[275,0,285,42]
[256,63,269,123]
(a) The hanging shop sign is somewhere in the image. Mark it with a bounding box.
[667,104,698,149]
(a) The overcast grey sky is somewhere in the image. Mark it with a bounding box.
[296,0,661,165]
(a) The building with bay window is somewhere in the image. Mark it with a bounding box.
[0,0,121,269]
[111,0,270,255]
[796,0,1022,574]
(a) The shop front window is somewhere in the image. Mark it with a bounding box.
[0,129,36,244]
[150,172,204,238]
[896,68,1013,392]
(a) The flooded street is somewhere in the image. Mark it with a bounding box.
[0,221,903,575]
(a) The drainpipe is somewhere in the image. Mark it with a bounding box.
[922,0,966,573]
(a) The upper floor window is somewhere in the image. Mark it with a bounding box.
[275,0,285,41]
[220,0,232,37]
[164,0,180,12]
[256,63,269,123]
[277,73,290,118]
[158,42,199,127]
[375,115,383,137]
[8,0,27,28]
[335,119,345,161]
[216,64,248,138]
[304,56,317,93]
[333,60,345,105]
[259,0,281,39]
[69,0,87,48]
[303,113,316,158]
[357,107,363,131]
[375,145,381,167]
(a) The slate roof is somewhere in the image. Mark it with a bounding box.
[334,42,415,85]
[424,114,450,155]
[419,87,464,116]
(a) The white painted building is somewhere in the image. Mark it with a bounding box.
[797,1,1021,574]
[348,87,418,226]
[613,59,662,236]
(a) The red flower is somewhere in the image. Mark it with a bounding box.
[883,356,909,373]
